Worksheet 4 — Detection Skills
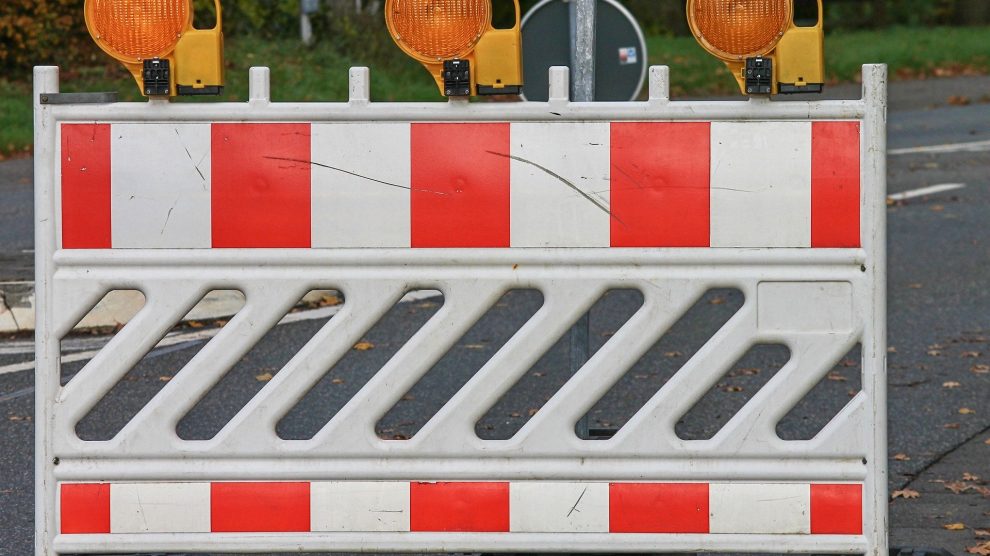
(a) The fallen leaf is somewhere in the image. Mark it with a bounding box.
[255,372,273,382]
[945,481,972,494]
[960,408,977,415]
[401,394,415,401]
[908,283,924,289]
[463,344,486,350]
[7,415,24,422]
[533,372,544,377]
[709,297,726,305]
[975,530,990,538]
[928,350,943,357]
[948,95,972,106]
[158,376,172,382]
[510,412,521,418]
[840,359,859,368]
[888,346,898,353]
[962,351,982,358]
[187,320,205,329]
[963,473,981,481]
[828,373,848,382]
[739,367,761,376]
[931,204,945,212]
[664,351,683,358]
[967,541,990,556]
[353,341,375,351]
[985,438,990,445]
[944,423,961,429]
[893,453,911,461]
[331,378,345,385]
[944,523,967,531]
[891,489,920,500]
[724,385,744,393]
[527,408,538,417]
[943,381,962,388]
[972,364,990,374]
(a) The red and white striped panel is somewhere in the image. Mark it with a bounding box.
[59,481,863,536]
[58,121,861,249]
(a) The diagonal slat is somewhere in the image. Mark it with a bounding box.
[308,281,507,454]
[111,282,308,453]
[411,282,605,451]
[212,281,409,452]
[56,282,207,443]
[609,303,758,452]
[513,282,705,452]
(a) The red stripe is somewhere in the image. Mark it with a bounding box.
[410,482,509,532]
[810,483,863,535]
[812,121,861,247]
[60,483,110,534]
[211,123,312,248]
[61,124,111,249]
[210,482,310,532]
[609,483,709,533]
[610,122,711,247]
[410,123,510,248]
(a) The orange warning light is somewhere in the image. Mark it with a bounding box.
[687,0,791,60]
[386,0,491,62]
[85,0,191,63]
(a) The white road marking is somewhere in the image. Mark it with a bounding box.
[888,183,967,202]
[0,291,440,376]
[889,139,990,156]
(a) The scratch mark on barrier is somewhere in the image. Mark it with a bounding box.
[567,486,588,517]
[0,293,20,332]
[263,156,449,196]
[161,200,177,235]
[175,128,206,182]
[485,151,623,225]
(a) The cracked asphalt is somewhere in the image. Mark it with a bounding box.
[1,75,989,555]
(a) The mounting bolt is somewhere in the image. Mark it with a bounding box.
[52,457,60,465]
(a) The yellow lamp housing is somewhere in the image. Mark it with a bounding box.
[385,0,524,97]
[85,0,225,97]
[687,0,824,96]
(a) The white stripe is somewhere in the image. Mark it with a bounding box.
[510,123,611,247]
[710,122,812,248]
[311,481,410,532]
[111,124,212,248]
[709,483,810,534]
[509,482,609,533]
[311,123,411,248]
[887,183,966,201]
[889,139,990,156]
[110,483,211,533]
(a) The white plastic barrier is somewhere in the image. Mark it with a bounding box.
[34,64,888,555]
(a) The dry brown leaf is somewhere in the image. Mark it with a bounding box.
[533,372,544,377]
[928,350,943,357]
[945,481,972,494]
[158,376,172,382]
[893,453,911,461]
[739,367,761,376]
[944,522,967,531]
[908,283,924,290]
[828,373,848,382]
[931,204,945,212]
[962,351,982,358]
[944,423,961,430]
[963,473,981,482]
[255,372,273,382]
[353,341,375,351]
[709,297,726,305]
[724,385,744,393]
[967,541,990,556]
[664,351,683,358]
[527,408,538,417]
[331,378,345,385]
[972,364,990,374]
[888,346,898,353]
[7,415,25,422]
[510,412,522,418]
[891,489,920,500]
[985,437,990,445]
[401,394,415,401]
[943,381,962,388]
[187,320,205,329]
[463,344,486,350]
[960,408,977,415]
[975,530,990,538]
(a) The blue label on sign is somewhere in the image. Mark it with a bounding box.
[618,47,638,65]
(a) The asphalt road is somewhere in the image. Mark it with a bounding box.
[1,75,989,555]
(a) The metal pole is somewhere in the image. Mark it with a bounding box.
[570,0,597,102]
[569,0,596,439]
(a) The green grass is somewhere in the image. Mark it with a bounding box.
[2,25,989,157]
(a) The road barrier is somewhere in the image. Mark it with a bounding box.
[34,64,888,555]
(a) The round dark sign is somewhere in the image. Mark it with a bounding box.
[521,0,648,102]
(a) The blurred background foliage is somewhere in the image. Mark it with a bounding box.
[2,0,988,73]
